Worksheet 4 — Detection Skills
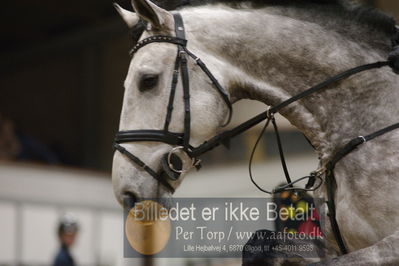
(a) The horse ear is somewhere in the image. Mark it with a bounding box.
[114,3,140,28]
[131,0,172,30]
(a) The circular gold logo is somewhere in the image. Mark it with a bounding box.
[125,200,171,255]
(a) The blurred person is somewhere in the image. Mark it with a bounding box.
[0,113,20,160]
[0,113,61,164]
[53,214,79,266]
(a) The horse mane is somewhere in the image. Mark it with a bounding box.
[131,1,397,45]
[153,0,396,36]
[154,0,340,9]
[344,5,397,37]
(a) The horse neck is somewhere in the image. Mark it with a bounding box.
[182,5,399,160]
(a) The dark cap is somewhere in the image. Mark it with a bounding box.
[58,214,79,235]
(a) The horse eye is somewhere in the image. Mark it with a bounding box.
[139,74,159,92]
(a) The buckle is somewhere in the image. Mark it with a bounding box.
[358,135,367,144]
[167,146,201,174]
[266,106,274,119]
[312,166,326,177]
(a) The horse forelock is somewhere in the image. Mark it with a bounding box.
[130,19,147,44]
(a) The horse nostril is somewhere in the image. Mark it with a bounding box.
[122,192,137,210]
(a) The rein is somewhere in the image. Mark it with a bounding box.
[114,12,399,255]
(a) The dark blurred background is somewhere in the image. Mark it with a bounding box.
[0,0,135,170]
[0,0,398,172]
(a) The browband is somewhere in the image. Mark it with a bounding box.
[129,36,187,56]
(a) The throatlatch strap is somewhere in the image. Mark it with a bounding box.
[184,49,233,126]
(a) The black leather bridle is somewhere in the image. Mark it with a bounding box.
[114,13,399,255]
[114,13,232,193]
